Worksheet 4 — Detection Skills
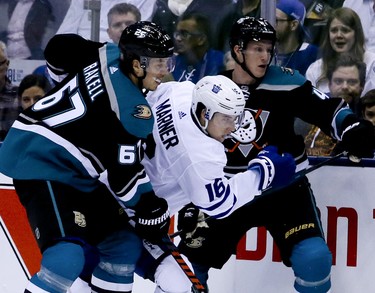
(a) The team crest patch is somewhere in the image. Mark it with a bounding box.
[73,211,86,227]
[280,66,295,75]
[211,84,222,93]
[185,236,205,248]
[133,105,152,119]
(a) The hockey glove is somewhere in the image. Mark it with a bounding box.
[248,145,296,191]
[177,204,209,246]
[133,192,170,243]
[177,203,200,234]
[341,119,375,159]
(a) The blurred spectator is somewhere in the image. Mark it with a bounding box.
[151,0,176,38]
[0,41,19,141]
[360,89,375,126]
[171,12,224,83]
[274,0,319,75]
[306,7,375,96]
[304,53,366,156]
[302,0,336,46]
[343,0,375,53]
[5,0,70,60]
[327,53,366,113]
[224,50,236,71]
[107,3,141,44]
[215,0,261,52]
[152,0,232,49]
[32,64,55,88]
[57,0,157,42]
[18,74,51,110]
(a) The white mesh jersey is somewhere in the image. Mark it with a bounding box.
[143,81,261,218]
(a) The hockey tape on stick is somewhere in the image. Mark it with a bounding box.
[128,219,206,292]
[160,235,206,293]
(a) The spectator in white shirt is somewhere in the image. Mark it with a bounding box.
[57,0,156,42]
[306,7,375,96]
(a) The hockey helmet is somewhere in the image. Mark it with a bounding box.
[230,17,276,51]
[192,75,245,131]
[119,21,174,58]
[119,21,175,74]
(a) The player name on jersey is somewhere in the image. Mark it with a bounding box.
[83,62,104,101]
[155,98,179,149]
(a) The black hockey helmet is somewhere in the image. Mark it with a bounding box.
[229,17,276,80]
[119,21,174,59]
[229,17,276,51]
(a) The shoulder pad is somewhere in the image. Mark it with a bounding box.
[258,65,307,91]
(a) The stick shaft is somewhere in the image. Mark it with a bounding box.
[294,151,347,179]
[161,235,206,292]
[129,219,206,292]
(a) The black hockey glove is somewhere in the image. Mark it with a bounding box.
[177,203,200,234]
[341,119,375,159]
[133,192,170,243]
[248,145,296,191]
[177,204,209,246]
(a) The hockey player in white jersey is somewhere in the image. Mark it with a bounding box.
[143,75,296,220]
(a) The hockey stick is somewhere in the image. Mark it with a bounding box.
[129,220,206,293]
[170,151,348,239]
[160,235,206,293]
[268,150,348,186]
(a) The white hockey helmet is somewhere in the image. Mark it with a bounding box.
[192,75,245,131]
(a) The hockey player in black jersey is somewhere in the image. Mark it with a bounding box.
[177,17,375,293]
[0,22,192,293]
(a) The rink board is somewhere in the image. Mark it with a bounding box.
[1,157,375,293]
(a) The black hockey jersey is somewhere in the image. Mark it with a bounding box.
[0,42,155,208]
[222,65,354,175]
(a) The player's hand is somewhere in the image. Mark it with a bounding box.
[248,145,296,191]
[177,204,209,245]
[177,203,200,234]
[341,119,375,159]
[133,192,170,243]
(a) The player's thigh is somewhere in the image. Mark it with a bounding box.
[13,179,129,251]
[266,177,325,265]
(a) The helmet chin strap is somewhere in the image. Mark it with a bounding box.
[238,52,261,81]
[191,109,209,135]
[137,68,148,95]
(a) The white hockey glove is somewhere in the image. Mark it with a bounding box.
[248,145,296,191]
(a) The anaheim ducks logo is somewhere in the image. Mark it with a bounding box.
[73,211,86,227]
[133,104,152,119]
[280,66,295,75]
[185,235,206,248]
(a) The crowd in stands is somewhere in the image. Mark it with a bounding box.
[0,0,375,156]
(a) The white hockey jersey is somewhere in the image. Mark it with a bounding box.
[143,81,261,218]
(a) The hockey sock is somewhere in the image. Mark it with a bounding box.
[290,237,332,293]
[26,241,85,293]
